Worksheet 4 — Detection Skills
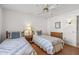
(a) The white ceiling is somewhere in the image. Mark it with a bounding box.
[1,4,79,17]
[1,4,46,14]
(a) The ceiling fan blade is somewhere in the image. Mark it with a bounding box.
[48,4,59,9]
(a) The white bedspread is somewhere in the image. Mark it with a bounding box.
[33,35,54,54]
[40,35,64,45]
[33,35,64,54]
[0,37,36,55]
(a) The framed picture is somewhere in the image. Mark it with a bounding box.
[55,22,61,29]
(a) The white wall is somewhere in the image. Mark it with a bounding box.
[47,9,79,47]
[4,10,48,35]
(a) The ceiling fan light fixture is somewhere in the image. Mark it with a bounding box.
[43,7,48,12]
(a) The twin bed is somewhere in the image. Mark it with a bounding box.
[0,31,37,55]
[33,32,64,54]
[0,31,64,55]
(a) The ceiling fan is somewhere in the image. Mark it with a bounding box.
[43,4,58,12]
[38,4,59,17]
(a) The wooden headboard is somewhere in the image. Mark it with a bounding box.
[6,31,10,39]
[6,31,24,39]
[50,32,63,39]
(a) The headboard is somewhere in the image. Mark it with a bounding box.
[6,31,24,39]
[50,32,63,39]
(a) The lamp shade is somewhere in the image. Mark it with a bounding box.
[24,26,32,36]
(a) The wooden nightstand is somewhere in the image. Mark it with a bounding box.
[25,35,33,43]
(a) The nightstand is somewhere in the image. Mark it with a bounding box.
[25,35,33,43]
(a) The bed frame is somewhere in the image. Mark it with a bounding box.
[6,31,10,39]
[50,32,63,39]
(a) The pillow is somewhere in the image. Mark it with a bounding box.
[11,32,21,39]
[36,30,42,35]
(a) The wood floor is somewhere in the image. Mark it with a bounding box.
[31,43,79,55]
[31,43,47,55]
